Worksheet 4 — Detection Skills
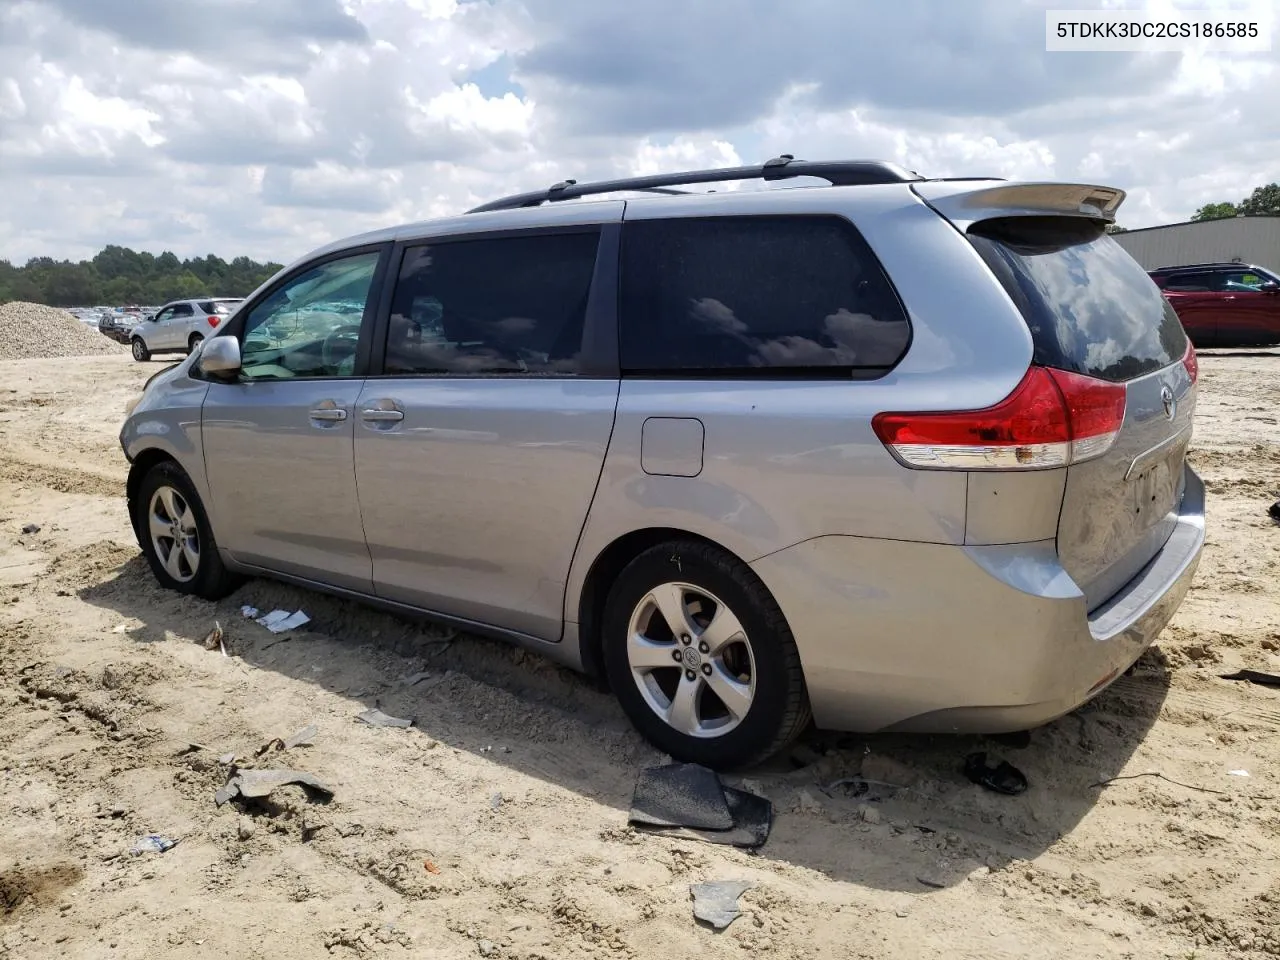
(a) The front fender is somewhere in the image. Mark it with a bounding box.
[120,373,212,524]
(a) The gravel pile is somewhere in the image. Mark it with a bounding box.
[0,301,128,360]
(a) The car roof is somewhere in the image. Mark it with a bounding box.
[285,157,1125,277]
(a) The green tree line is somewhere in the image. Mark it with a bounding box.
[1191,182,1280,222]
[0,245,284,307]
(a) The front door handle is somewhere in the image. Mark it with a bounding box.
[308,403,348,422]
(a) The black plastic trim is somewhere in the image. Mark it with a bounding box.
[578,222,621,379]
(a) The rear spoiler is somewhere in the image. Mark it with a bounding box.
[911,181,1125,232]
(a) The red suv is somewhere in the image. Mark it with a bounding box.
[1150,262,1280,347]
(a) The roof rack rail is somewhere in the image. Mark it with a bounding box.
[1151,261,1252,271]
[465,155,924,214]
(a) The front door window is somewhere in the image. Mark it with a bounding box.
[239,252,381,379]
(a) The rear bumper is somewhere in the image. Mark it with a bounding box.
[750,466,1205,734]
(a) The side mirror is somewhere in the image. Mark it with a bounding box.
[1260,281,1280,294]
[197,336,242,378]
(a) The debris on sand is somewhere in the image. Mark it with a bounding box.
[963,752,1028,796]
[355,708,413,729]
[1269,499,1280,523]
[256,724,318,756]
[1220,668,1280,688]
[690,881,751,930]
[254,609,310,633]
[629,763,772,848]
[21,523,41,535]
[130,835,178,855]
[214,769,334,806]
[202,621,223,651]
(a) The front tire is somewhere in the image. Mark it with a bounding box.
[131,338,151,362]
[602,540,811,770]
[132,461,240,600]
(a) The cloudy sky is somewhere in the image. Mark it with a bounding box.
[0,0,1276,264]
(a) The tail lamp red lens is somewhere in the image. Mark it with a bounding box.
[1181,338,1197,384]
[871,366,1127,470]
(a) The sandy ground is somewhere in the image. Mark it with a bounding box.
[1,351,1279,960]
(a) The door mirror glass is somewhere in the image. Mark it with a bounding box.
[198,336,242,377]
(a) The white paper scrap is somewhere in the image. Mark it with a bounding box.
[255,609,310,634]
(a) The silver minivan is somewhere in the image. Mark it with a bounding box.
[120,158,1204,768]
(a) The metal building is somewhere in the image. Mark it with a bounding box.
[1112,215,1280,272]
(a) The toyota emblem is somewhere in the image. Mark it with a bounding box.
[1160,385,1176,421]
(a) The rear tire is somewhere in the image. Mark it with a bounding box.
[132,460,241,600]
[602,540,811,770]
[188,333,204,353]
[131,338,151,362]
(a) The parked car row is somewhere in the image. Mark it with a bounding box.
[1151,261,1280,348]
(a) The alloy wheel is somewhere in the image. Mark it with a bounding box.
[147,485,200,583]
[626,581,756,739]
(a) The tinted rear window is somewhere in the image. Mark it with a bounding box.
[619,215,910,377]
[383,231,600,376]
[969,217,1187,382]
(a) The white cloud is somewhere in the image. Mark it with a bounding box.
[0,0,1276,263]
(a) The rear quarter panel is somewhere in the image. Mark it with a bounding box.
[565,185,1038,623]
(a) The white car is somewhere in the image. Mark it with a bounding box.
[130,298,243,361]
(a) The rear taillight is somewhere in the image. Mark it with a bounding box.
[207,316,220,328]
[1182,338,1198,384]
[872,366,1127,471]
